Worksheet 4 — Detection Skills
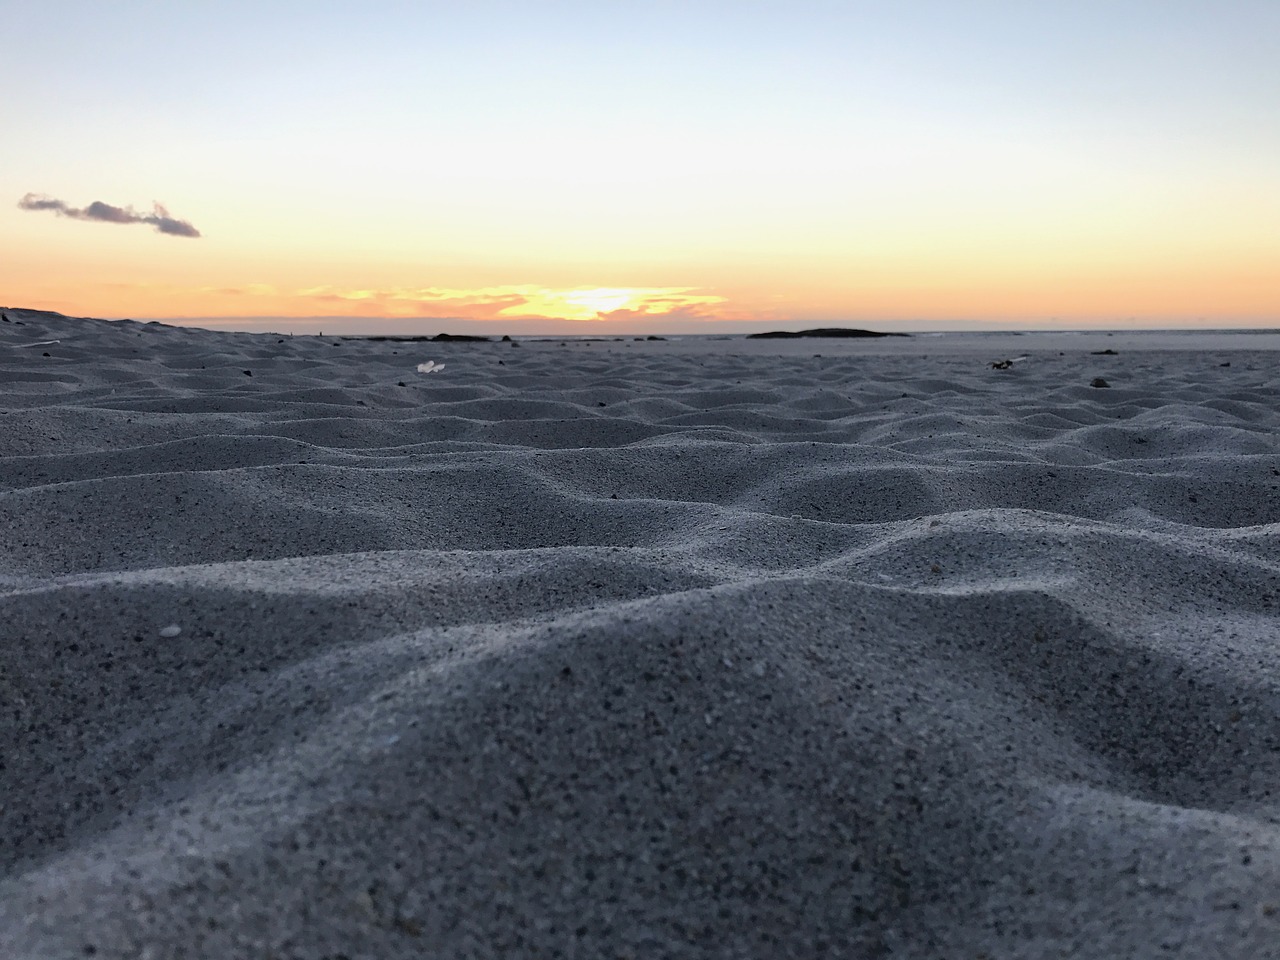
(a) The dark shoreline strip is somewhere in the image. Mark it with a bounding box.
[746,328,909,339]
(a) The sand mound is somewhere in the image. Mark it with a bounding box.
[2,310,1278,957]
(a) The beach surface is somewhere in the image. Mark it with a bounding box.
[2,309,1279,958]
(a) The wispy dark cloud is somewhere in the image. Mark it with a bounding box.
[18,193,201,238]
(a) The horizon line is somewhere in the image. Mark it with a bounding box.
[7,306,1278,337]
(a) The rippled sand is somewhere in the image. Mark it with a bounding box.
[3,309,1278,958]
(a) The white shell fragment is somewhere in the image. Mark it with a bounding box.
[158,624,182,638]
[416,360,445,374]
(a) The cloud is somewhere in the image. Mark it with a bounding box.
[198,283,278,296]
[18,193,201,238]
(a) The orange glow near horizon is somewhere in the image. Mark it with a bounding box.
[5,248,1277,331]
[287,285,730,322]
[5,269,1280,332]
[4,158,1278,331]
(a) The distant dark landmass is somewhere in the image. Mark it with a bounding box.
[747,328,909,339]
[344,333,492,342]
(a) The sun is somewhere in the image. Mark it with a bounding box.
[494,287,650,321]
[495,286,728,322]
[562,288,637,317]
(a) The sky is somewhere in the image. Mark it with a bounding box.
[3,0,1278,333]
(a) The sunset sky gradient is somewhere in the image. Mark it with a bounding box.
[4,0,1277,332]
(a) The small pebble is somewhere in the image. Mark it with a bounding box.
[1091,378,1110,388]
[159,624,182,638]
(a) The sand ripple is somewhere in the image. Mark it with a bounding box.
[2,311,1279,958]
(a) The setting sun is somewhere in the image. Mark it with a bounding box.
[498,287,728,322]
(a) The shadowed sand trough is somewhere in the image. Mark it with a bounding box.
[2,309,1279,958]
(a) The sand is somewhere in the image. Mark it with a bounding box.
[2,307,1278,958]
